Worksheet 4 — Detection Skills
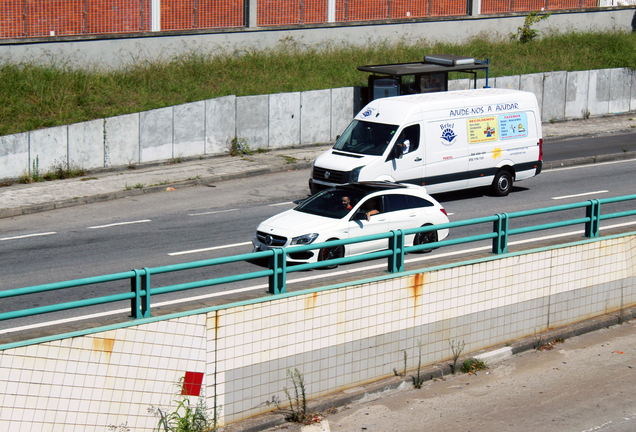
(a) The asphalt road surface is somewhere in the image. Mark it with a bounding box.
[2,134,636,339]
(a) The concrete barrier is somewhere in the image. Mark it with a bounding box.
[588,69,612,116]
[140,107,173,162]
[105,113,140,167]
[1,232,634,431]
[174,101,206,158]
[0,68,634,182]
[269,92,301,148]
[300,89,332,145]
[236,95,269,150]
[68,119,104,169]
[0,132,28,179]
[566,70,590,120]
[542,71,567,121]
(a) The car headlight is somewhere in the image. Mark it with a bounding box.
[350,166,364,183]
[291,233,319,245]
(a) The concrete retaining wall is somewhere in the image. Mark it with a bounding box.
[1,8,634,71]
[2,67,635,181]
[1,233,635,431]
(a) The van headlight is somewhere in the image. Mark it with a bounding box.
[350,166,364,183]
[291,233,319,245]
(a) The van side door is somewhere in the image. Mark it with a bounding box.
[422,120,469,194]
[386,124,423,185]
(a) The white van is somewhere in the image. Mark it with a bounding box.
[309,88,543,196]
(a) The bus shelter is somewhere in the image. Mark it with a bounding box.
[358,54,490,102]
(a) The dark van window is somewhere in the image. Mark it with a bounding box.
[396,124,421,153]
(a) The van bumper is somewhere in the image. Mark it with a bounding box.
[536,160,543,175]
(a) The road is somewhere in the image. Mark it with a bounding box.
[1,134,636,338]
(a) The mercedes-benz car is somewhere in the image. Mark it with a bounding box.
[252,182,449,266]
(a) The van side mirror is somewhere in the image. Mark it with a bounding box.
[394,144,404,159]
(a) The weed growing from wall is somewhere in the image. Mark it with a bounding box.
[449,339,466,374]
[510,12,552,43]
[280,368,309,423]
[412,340,425,389]
[228,136,253,156]
[152,377,221,432]
[460,358,488,374]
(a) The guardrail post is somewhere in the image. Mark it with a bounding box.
[492,213,509,254]
[141,267,151,318]
[388,229,405,273]
[585,199,600,238]
[131,268,151,319]
[131,269,142,319]
[268,248,287,295]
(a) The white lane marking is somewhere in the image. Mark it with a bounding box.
[168,242,252,256]
[269,202,294,207]
[189,209,238,216]
[87,220,151,229]
[547,158,636,172]
[1,232,57,241]
[552,190,608,200]
[3,220,636,336]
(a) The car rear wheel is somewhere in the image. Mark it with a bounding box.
[319,239,344,269]
[491,170,513,196]
[413,224,438,253]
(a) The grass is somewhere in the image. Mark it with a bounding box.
[1,31,635,137]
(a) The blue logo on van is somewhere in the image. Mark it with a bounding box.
[440,123,457,146]
[362,109,373,117]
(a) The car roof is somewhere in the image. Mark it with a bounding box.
[335,182,425,195]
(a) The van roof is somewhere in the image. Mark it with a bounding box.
[356,88,538,125]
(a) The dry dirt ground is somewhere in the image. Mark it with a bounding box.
[266,320,636,432]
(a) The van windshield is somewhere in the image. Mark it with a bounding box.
[333,120,398,156]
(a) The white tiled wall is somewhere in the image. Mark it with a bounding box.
[1,235,635,431]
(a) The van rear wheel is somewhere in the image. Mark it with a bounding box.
[491,170,513,197]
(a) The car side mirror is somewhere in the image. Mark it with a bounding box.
[354,211,367,221]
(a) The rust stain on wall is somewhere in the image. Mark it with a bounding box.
[93,337,115,362]
[305,292,318,310]
[305,292,318,318]
[408,273,427,314]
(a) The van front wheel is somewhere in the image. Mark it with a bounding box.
[491,170,512,197]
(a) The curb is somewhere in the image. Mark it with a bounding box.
[0,161,313,219]
[223,305,636,432]
[1,151,635,220]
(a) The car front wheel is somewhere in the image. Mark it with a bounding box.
[413,224,438,253]
[319,239,344,269]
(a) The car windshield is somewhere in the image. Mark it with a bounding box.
[295,188,368,219]
[333,120,399,156]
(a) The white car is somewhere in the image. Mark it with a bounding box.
[252,182,449,266]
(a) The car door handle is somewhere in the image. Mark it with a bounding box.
[378,217,386,221]
[409,213,417,217]
[414,157,422,162]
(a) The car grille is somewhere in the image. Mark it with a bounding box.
[313,166,349,184]
[256,231,287,246]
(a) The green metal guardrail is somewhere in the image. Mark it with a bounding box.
[1,194,635,323]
